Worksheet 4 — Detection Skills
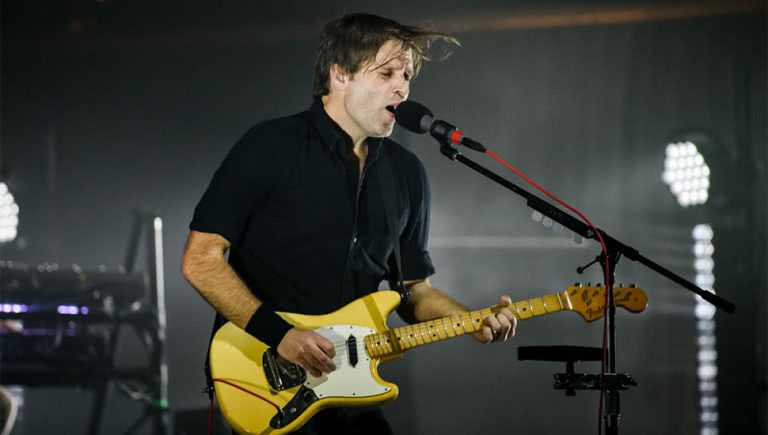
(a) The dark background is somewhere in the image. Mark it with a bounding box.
[1,1,765,434]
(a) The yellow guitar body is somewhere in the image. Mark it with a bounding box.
[210,290,403,435]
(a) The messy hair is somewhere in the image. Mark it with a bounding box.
[313,13,459,97]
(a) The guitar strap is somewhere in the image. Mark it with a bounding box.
[377,141,407,299]
[203,312,222,399]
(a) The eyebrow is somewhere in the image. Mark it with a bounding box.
[373,56,414,76]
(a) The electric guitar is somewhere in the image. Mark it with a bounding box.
[209,284,648,434]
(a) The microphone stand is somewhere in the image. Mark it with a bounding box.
[433,139,735,434]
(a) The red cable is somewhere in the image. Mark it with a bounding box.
[212,378,282,411]
[207,379,284,435]
[484,149,611,434]
[208,397,214,435]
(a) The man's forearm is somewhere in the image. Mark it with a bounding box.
[397,279,469,324]
[182,249,260,330]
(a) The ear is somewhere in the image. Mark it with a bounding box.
[329,64,349,92]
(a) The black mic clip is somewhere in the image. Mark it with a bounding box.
[430,120,487,153]
[429,120,462,160]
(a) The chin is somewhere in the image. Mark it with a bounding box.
[380,124,395,138]
[369,127,394,138]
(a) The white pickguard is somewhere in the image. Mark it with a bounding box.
[303,325,392,399]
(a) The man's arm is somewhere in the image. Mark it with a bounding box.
[394,278,517,343]
[181,230,336,376]
[182,230,258,328]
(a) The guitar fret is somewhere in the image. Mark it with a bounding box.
[444,316,454,337]
[376,333,386,354]
[413,325,425,345]
[419,323,430,344]
[392,330,403,351]
[408,325,420,346]
[410,325,420,347]
[426,322,440,341]
[443,317,456,337]
[385,331,395,353]
[472,312,484,332]
[427,322,438,342]
[403,330,412,349]
[439,317,451,338]
[467,314,475,333]
[399,326,410,348]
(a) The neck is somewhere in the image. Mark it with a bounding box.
[363,291,572,358]
[321,95,367,153]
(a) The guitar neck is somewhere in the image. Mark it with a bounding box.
[364,291,572,358]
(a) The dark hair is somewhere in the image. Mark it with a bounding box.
[312,13,459,97]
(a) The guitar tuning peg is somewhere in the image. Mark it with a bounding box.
[619,282,624,287]
[573,282,582,287]
[629,283,636,288]
[587,282,592,286]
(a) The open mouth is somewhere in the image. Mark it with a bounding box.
[384,106,396,120]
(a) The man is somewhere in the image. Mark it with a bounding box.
[182,13,517,434]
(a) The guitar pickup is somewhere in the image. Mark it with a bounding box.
[347,334,358,367]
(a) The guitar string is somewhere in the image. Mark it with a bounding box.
[296,293,577,354]
[319,297,562,349]
[308,290,633,353]
[293,301,556,369]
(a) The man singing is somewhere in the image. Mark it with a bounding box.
[182,13,517,434]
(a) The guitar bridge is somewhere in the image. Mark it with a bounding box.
[263,348,306,391]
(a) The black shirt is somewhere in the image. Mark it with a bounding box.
[190,99,435,315]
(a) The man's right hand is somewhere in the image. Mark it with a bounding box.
[276,328,336,377]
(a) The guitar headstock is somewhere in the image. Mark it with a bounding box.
[564,284,648,322]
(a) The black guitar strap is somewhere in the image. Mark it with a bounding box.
[203,312,223,399]
[377,142,407,299]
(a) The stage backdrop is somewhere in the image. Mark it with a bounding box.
[2,2,765,434]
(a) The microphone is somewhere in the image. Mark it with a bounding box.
[387,101,487,152]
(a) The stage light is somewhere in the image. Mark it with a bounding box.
[661,133,722,435]
[662,141,710,207]
[693,224,718,435]
[0,182,19,243]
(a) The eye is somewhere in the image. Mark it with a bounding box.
[403,72,411,82]
[379,70,393,78]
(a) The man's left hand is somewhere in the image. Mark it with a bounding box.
[473,295,517,344]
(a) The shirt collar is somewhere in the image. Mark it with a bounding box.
[309,98,384,163]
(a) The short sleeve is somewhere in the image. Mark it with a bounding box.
[190,125,279,245]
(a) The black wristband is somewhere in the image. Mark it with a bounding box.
[244,305,293,348]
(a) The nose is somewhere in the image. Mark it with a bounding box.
[395,79,411,100]
[394,76,409,100]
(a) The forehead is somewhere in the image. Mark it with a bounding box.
[369,40,414,71]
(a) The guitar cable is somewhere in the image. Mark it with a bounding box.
[208,378,283,435]
[484,149,611,435]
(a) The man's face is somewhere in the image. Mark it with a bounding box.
[342,40,413,138]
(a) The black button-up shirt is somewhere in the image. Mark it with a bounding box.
[190,99,435,315]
